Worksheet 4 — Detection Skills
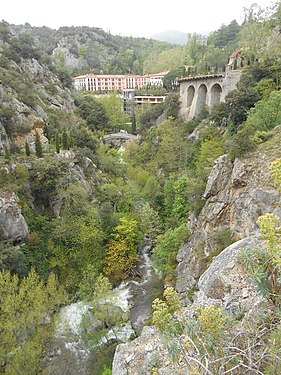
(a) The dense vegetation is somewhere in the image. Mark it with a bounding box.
[0,2,281,373]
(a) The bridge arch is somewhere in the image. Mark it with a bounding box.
[195,84,207,116]
[210,83,222,107]
[186,85,195,107]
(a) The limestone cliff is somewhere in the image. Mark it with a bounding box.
[176,148,280,299]
[0,25,77,156]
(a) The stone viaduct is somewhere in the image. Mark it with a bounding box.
[179,66,242,120]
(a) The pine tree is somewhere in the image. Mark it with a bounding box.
[4,145,10,160]
[62,129,69,150]
[131,113,137,135]
[35,131,43,158]
[55,132,60,154]
[25,141,31,156]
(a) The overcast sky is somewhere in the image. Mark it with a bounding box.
[1,0,276,38]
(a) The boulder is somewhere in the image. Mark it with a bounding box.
[195,236,271,317]
[112,326,189,375]
[0,192,29,243]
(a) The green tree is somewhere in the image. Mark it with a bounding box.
[172,176,189,223]
[164,93,181,119]
[25,140,31,156]
[55,132,60,153]
[195,137,223,181]
[78,95,109,132]
[50,189,105,292]
[0,269,65,374]
[4,145,10,160]
[164,176,175,219]
[62,128,69,150]
[131,112,137,135]
[98,91,129,131]
[153,225,189,275]
[152,287,183,337]
[138,203,161,241]
[34,131,43,158]
[103,217,142,280]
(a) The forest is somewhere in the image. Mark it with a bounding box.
[0,2,281,374]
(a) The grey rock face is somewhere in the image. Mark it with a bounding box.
[0,192,29,243]
[0,124,10,156]
[176,154,279,296]
[203,155,233,199]
[112,326,189,375]
[195,236,270,317]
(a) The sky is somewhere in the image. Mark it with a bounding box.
[1,0,276,38]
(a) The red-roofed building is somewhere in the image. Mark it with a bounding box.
[73,71,169,92]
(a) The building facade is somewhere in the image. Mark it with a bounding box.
[73,71,168,92]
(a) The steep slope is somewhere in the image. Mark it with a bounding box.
[176,130,281,299]
[10,23,172,74]
[112,126,281,375]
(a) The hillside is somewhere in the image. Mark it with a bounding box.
[9,23,173,74]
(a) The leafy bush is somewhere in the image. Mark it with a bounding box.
[153,225,189,275]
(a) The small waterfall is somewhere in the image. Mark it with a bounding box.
[44,245,163,374]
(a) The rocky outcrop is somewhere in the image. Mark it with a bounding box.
[0,192,29,243]
[193,236,271,317]
[112,236,271,375]
[0,124,10,155]
[112,326,189,375]
[176,153,280,296]
[13,117,49,152]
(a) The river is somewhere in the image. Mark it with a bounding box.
[44,243,163,374]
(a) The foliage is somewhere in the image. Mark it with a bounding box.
[78,95,109,132]
[0,268,65,374]
[0,240,27,276]
[30,158,70,208]
[143,46,184,74]
[34,131,43,158]
[264,322,281,374]
[197,305,226,340]
[226,90,281,159]
[103,217,142,280]
[138,203,161,241]
[153,225,189,275]
[25,141,31,156]
[269,158,281,193]
[50,188,105,292]
[164,93,181,119]
[195,136,223,181]
[152,287,183,337]
[225,73,260,128]
[245,90,281,133]
[171,176,189,223]
[137,102,165,133]
[97,91,129,132]
[209,20,241,49]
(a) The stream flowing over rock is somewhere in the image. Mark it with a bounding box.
[44,244,163,375]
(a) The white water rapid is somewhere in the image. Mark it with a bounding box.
[44,244,163,375]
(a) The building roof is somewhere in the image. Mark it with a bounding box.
[230,48,243,58]
[73,71,169,80]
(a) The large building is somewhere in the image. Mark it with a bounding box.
[73,71,168,92]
